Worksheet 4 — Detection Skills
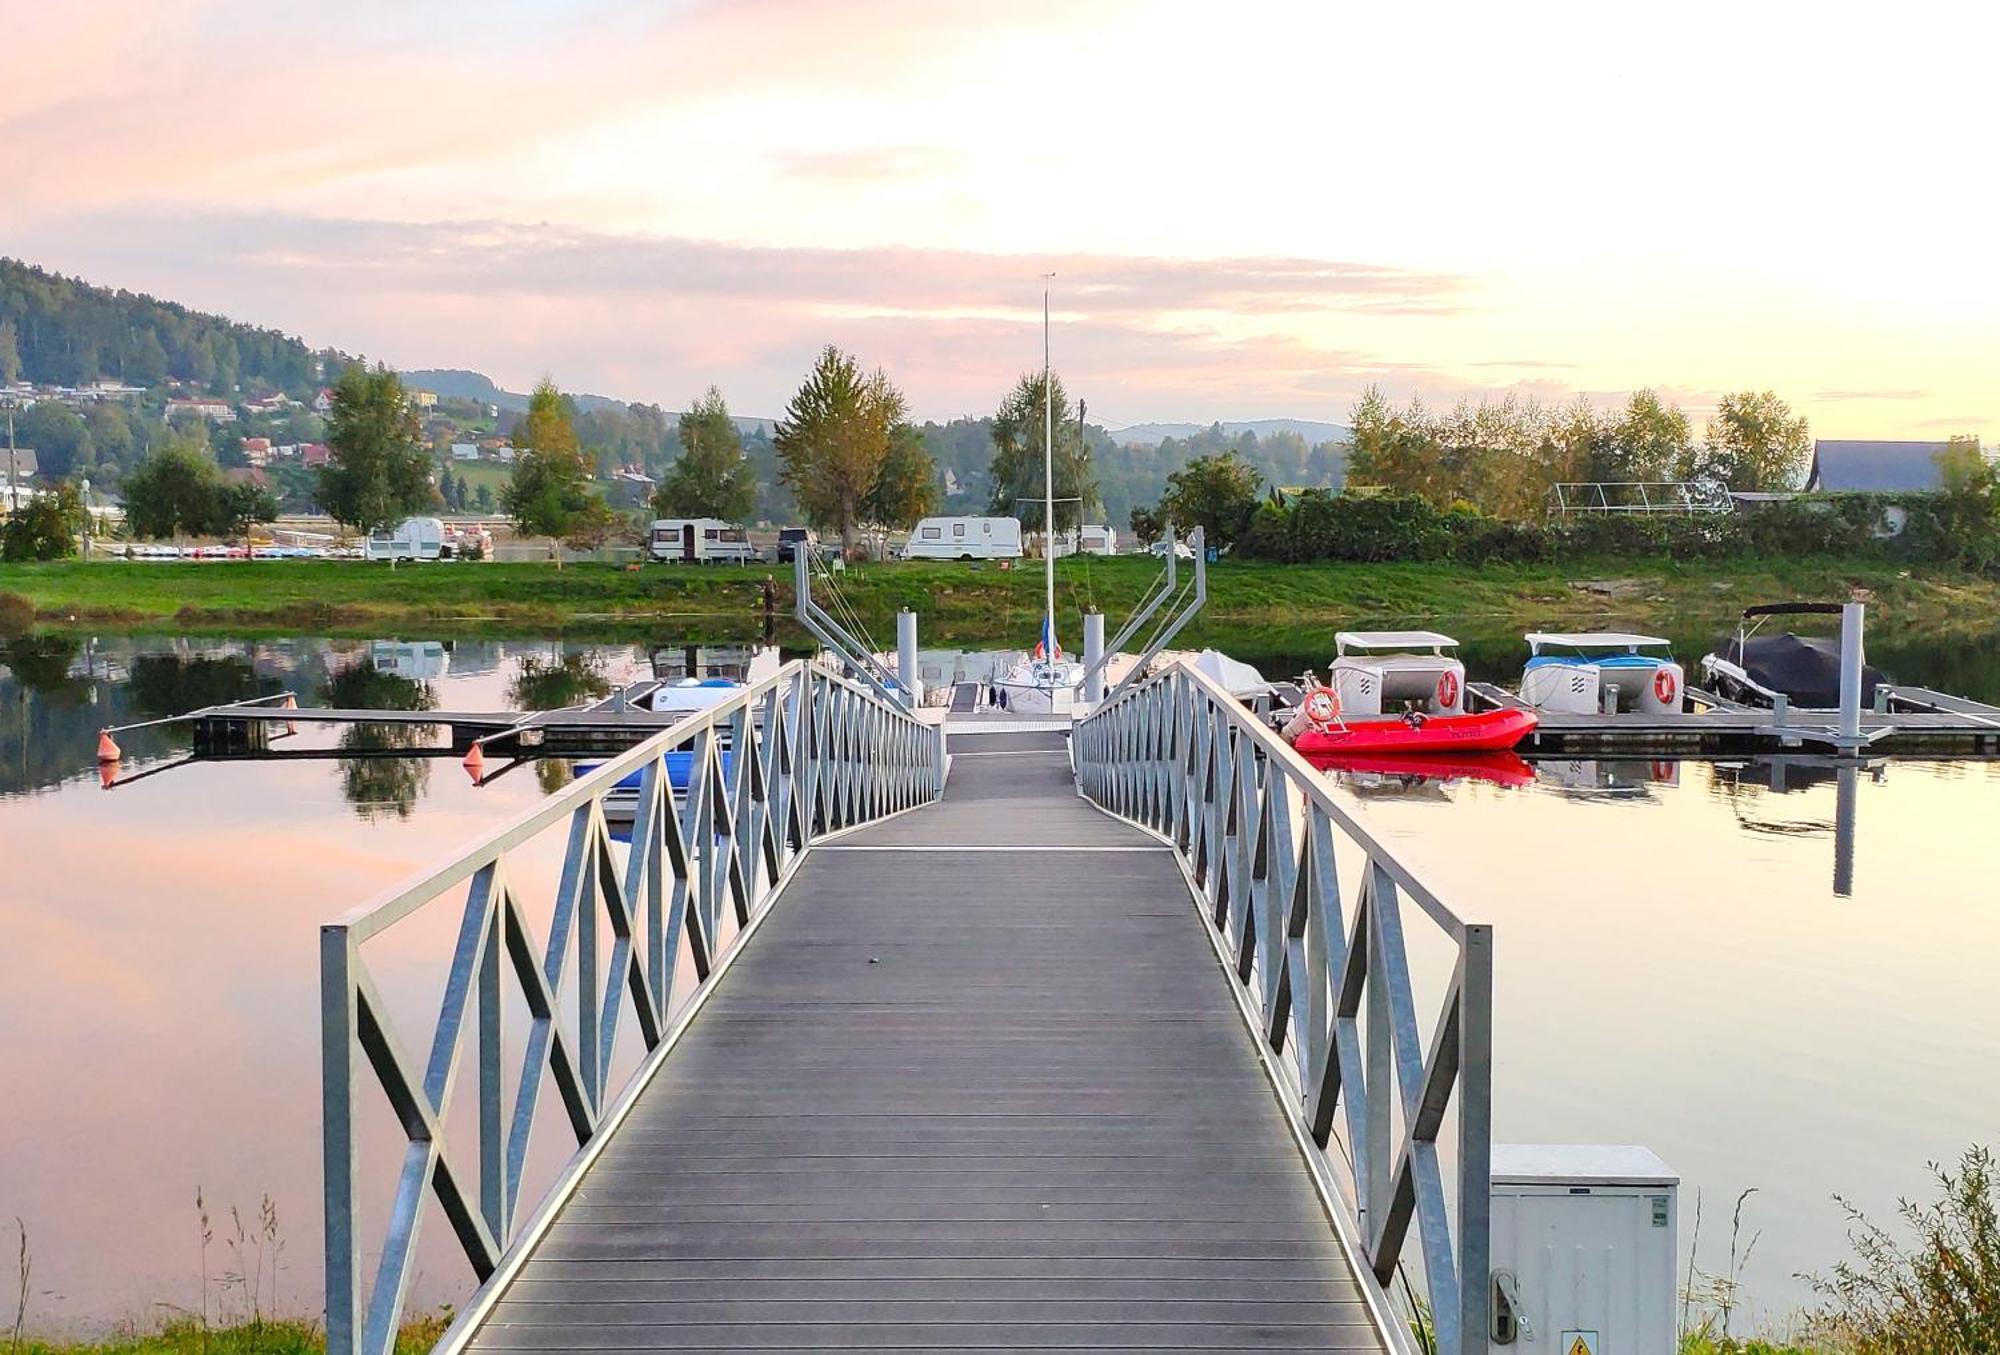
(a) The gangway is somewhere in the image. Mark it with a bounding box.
[320,658,1489,1354]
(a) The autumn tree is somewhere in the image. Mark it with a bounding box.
[505,379,596,566]
[653,386,756,521]
[986,372,1098,530]
[318,365,432,534]
[862,422,940,529]
[1698,390,1811,491]
[774,346,904,556]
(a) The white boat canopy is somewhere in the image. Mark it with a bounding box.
[1188,649,1272,696]
[1525,631,1673,654]
[1334,630,1459,655]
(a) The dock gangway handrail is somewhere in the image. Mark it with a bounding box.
[320,660,943,1355]
[1073,659,1492,1355]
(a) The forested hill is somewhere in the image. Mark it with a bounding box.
[0,258,324,394]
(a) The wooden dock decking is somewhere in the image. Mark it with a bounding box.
[458,729,1387,1353]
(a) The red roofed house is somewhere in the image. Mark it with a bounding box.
[242,437,273,468]
[302,443,332,468]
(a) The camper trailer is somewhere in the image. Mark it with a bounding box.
[902,515,1023,560]
[1078,524,1118,555]
[648,518,757,564]
[365,517,447,562]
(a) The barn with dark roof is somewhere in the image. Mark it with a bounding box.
[1805,439,1950,493]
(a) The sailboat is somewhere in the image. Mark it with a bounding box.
[996,278,1086,716]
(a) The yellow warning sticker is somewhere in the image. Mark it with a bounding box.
[1562,1334,1599,1355]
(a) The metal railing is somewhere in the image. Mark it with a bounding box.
[321,661,942,1355]
[1073,660,1491,1355]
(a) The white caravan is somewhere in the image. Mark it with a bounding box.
[649,518,757,564]
[903,515,1023,560]
[1078,524,1118,555]
[365,516,447,562]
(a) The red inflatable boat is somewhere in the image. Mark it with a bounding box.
[1290,707,1538,756]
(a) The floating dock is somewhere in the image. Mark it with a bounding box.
[1469,681,2000,756]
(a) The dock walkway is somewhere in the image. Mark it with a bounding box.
[459,729,1384,1352]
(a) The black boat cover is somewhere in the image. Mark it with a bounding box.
[1723,632,1885,708]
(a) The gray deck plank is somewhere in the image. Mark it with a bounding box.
[464,733,1386,1353]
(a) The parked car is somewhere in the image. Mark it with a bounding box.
[775,526,819,563]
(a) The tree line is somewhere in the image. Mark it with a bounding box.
[0,257,333,395]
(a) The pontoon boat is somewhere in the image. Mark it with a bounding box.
[1329,631,1467,716]
[1520,632,1684,714]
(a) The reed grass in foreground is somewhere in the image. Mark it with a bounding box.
[11,1315,450,1355]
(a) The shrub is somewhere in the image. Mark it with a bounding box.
[1806,1144,2000,1353]
[0,590,34,636]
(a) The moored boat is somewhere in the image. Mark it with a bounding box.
[1329,631,1466,716]
[1520,631,1685,714]
[1699,604,1886,709]
[1290,706,1538,756]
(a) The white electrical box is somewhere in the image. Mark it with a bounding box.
[1489,1144,1678,1355]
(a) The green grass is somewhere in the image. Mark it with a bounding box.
[2,555,1996,643]
[12,1314,450,1355]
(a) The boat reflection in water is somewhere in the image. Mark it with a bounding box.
[1303,749,1537,798]
[1531,758,1683,801]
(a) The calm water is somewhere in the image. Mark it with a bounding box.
[2,630,1996,1332]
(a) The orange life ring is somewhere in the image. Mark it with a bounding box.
[1303,685,1341,728]
[1435,670,1459,709]
[1653,667,1678,705]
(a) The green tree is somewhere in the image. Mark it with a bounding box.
[986,372,1098,530]
[774,346,904,556]
[1699,390,1811,491]
[0,318,20,384]
[2,481,86,561]
[653,386,757,520]
[861,421,940,529]
[1607,389,1692,482]
[16,403,93,480]
[1127,504,1163,549]
[1158,452,1263,549]
[211,479,279,543]
[122,440,222,540]
[473,482,495,513]
[318,364,431,533]
[1932,436,2000,570]
[505,378,595,566]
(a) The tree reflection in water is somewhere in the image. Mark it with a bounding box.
[508,651,612,711]
[321,660,440,821]
[535,758,574,794]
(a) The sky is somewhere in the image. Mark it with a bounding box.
[2,0,1995,437]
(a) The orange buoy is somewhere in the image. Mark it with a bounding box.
[282,692,299,735]
[96,728,122,763]
[463,741,486,781]
[99,761,117,790]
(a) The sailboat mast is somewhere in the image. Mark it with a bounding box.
[1042,278,1055,657]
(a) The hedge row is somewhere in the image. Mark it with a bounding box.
[1232,491,1994,568]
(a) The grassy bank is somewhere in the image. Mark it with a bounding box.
[12,1316,449,1355]
[2,555,1997,643]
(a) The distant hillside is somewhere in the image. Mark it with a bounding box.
[1109,419,1351,448]
[403,367,778,435]
[0,257,324,393]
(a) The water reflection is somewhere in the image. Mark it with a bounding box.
[509,651,611,710]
